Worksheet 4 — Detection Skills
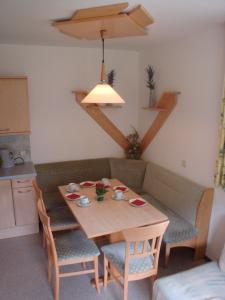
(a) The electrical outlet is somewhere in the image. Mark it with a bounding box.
[181,160,187,168]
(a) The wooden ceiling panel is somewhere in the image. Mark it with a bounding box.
[53,3,153,40]
[54,14,147,40]
[72,2,129,20]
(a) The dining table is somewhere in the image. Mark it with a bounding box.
[58,178,168,242]
[58,178,168,287]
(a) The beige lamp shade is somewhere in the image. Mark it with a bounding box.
[81,82,125,104]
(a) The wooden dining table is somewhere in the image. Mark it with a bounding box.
[58,179,168,242]
[58,179,168,287]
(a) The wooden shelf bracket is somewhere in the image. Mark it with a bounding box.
[74,91,129,150]
[140,92,178,153]
[73,91,178,155]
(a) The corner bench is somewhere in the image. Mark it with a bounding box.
[35,157,213,264]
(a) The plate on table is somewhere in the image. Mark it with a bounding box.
[80,181,96,188]
[129,198,147,207]
[65,193,81,201]
[113,185,129,193]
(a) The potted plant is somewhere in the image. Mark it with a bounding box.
[96,182,107,201]
[107,69,116,87]
[125,127,141,160]
[146,65,156,107]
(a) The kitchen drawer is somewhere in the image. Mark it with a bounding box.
[13,187,38,226]
[12,178,34,189]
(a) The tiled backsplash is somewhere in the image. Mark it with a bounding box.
[0,135,31,162]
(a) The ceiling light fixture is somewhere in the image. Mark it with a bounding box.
[81,30,125,105]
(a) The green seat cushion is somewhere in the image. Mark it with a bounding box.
[42,192,66,211]
[54,230,100,262]
[49,207,78,229]
[101,241,153,274]
[153,262,225,300]
[141,193,197,244]
[110,158,146,192]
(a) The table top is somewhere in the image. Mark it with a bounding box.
[58,179,168,239]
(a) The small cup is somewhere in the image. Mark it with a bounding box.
[67,183,78,192]
[79,195,90,206]
[114,190,124,200]
[102,178,110,186]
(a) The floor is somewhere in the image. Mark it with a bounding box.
[0,233,207,300]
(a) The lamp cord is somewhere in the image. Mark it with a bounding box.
[101,30,105,64]
[100,30,106,82]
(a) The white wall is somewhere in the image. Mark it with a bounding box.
[0,44,139,163]
[138,25,225,259]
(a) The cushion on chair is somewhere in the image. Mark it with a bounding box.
[110,158,146,192]
[219,243,225,272]
[42,191,66,211]
[153,261,225,300]
[48,207,78,230]
[141,193,197,244]
[54,230,100,262]
[143,162,205,226]
[101,241,153,274]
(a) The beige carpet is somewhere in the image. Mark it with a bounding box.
[0,233,207,300]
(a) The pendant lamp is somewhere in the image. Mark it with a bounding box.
[82,30,125,104]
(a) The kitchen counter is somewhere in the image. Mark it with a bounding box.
[0,162,36,180]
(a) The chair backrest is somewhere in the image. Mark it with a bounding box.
[32,180,47,213]
[122,220,169,276]
[37,198,58,265]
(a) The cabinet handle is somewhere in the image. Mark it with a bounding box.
[18,189,32,194]
[17,180,30,184]
[0,128,10,131]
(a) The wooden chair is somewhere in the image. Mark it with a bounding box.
[102,220,169,300]
[32,180,80,232]
[37,198,100,300]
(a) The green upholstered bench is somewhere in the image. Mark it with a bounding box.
[141,161,213,265]
[35,157,213,264]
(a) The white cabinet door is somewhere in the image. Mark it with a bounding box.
[0,180,15,229]
[13,187,38,226]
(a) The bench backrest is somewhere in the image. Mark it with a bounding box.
[143,162,205,226]
[35,158,111,193]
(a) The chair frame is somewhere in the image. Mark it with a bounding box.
[32,180,80,232]
[103,221,169,300]
[37,199,100,300]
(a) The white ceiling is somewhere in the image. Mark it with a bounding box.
[0,0,224,50]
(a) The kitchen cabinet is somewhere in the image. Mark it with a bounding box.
[0,180,15,229]
[0,176,38,239]
[0,77,30,135]
[13,187,38,226]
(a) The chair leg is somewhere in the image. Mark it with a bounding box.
[48,258,52,283]
[123,279,128,300]
[54,270,60,300]
[165,244,171,267]
[94,257,100,294]
[103,255,108,288]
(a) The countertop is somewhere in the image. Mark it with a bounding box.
[0,162,36,180]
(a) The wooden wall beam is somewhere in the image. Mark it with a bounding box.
[140,92,178,153]
[74,91,129,150]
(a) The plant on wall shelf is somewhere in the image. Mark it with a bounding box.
[146,65,156,107]
[107,69,116,87]
[125,126,141,160]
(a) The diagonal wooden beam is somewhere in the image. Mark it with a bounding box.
[140,92,178,153]
[74,90,129,150]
